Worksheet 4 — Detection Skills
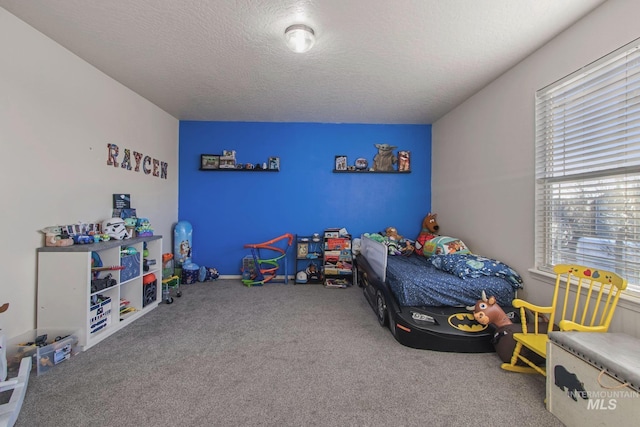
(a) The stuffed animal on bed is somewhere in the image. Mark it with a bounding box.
[415,212,439,252]
[363,231,414,256]
[383,227,414,256]
[414,213,470,257]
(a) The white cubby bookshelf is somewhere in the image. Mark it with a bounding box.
[36,235,162,351]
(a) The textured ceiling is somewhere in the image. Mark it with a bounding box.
[0,0,606,124]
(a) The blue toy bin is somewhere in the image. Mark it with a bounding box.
[181,262,199,285]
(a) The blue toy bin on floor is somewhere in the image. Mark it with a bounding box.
[181,262,199,285]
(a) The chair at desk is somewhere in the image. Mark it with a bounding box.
[501,264,627,376]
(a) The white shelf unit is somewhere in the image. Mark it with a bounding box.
[37,235,162,351]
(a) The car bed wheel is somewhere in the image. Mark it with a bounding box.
[376,291,388,327]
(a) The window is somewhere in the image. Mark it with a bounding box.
[535,38,640,294]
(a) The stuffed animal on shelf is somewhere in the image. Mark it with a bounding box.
[469,291,547,365]
[41,226,74,247]
[372,143,398,171]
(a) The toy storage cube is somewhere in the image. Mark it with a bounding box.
[120,253,140,282]
[546,332,640,426]
[142,273,158,307]
[89,297,112,335]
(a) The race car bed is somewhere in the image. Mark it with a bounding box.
[355,235,523,352]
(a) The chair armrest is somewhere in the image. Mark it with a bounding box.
[512,298,554,314]
[512,298,554,334]
[558,320,607,332]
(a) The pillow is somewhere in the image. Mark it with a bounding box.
[430,253,523,288]
[419,235,470,257]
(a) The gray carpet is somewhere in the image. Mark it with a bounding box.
[13,280,563,426]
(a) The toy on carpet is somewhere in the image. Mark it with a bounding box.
[371,143,397,171]
[242,233,294,286]
[199,266,220,282]
[160,253,182,304]
[414,213,470,257]
[174,221,193,267]
[469,291,547,365]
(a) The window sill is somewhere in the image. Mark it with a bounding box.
[528,268,640,314]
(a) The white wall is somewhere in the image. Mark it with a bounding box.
[432,0,640,338]
[0,8,179,342]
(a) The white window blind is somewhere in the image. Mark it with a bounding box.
[535,38,640,294]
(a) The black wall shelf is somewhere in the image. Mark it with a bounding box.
[332,170,411,174]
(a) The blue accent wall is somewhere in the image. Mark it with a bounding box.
[179,121,432,276]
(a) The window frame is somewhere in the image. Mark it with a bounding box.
[534,37,640,296]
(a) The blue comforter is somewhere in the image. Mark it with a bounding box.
[385,254,521,307]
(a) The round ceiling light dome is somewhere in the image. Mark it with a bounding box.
[285,24,316,53]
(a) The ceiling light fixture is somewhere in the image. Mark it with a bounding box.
[284,24,315,53]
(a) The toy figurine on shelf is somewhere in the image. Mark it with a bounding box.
[371,143,397,171]
[306,263,322,282]
[124,218,137,238]
[135,218,153,237]
[102,217,129,240]
[41,226,74,247]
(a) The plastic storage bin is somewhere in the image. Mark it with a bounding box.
[34,333,78,375]
[15,330,79,375]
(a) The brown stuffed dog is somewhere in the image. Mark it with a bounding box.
[414,213,439,254]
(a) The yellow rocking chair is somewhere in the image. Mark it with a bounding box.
[501,264,627,376]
